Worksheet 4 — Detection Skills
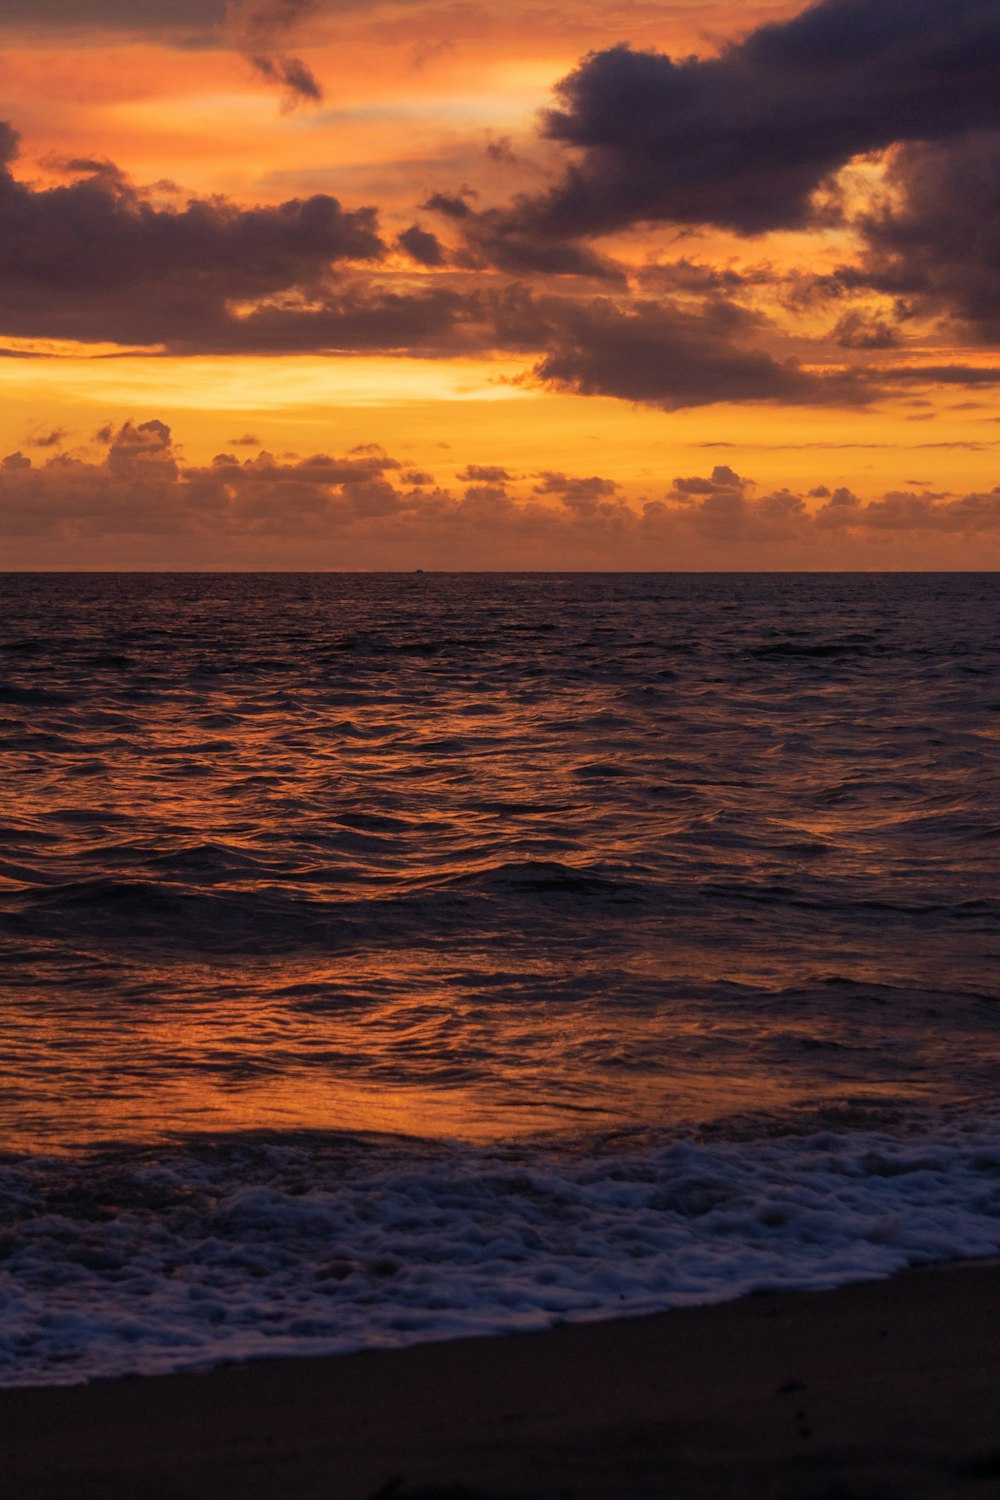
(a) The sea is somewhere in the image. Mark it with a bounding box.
[1,571,998,1386]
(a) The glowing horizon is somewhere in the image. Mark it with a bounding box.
[2,0,1000,568]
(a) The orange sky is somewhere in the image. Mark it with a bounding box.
[1,0,999,568]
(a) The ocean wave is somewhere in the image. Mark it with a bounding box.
[1,1106,998,1388]
[3,572,999,1378]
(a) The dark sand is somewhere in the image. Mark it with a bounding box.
[2,1260,999,1499]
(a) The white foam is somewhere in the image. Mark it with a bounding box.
[2,1107,999,1386]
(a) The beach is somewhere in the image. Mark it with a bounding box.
[3,1259,999,1499]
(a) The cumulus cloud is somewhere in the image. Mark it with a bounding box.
[659,468,1000,539]
[812,487,1000,532]
[458,465,513,483]
[0,420,399,544]
[487,0,1000,244]
[532,471,619,513]
[107,419,179,480]
[0,124,382,347]
[397,224,447,268]
[832,310,902,350]
[4,419,1000,569]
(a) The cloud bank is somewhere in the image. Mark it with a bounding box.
[3,420,999,569]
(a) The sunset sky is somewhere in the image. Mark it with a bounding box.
[3,0,1000,567]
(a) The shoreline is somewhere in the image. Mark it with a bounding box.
[3,1258,999,1498]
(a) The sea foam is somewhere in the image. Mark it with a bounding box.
[2,1106,998,1386]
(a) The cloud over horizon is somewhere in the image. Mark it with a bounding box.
[4,419,999,569]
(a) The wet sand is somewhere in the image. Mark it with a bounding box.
[2,1260,999,1499]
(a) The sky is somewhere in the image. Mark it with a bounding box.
[2,0,1000,568]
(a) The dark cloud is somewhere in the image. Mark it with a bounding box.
[4,111,994,411]
[832,310,902,350]
[1,123,22,168]
[228,1,325,107]
[425,199,620,282]
[529,295,867,411]
[185,283,484,355]
[656,468,1000,542]
[4,144,793,379]
[492,0,1000,242]
[422,191,476,220]
[484,135,521,168]
[0,126,383,346]
[458,465,513,483]
[423,186,620,279]
[248,52,323,107]
[454,210,624,280]
[879,365,1000,387]
[671,465,743,497]
[26,427,70,449]
[425,187,620,278]
[59,157,122,179]
[397,224,447,268]
[854,133,1000,342]
[636,261,761,297]
[204,446,401,484]
[461,480,512,508]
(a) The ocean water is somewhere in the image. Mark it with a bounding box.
[1,571,998,1385]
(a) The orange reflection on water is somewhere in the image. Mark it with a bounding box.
[6,574,999,1156]
[8,940,981,1155]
